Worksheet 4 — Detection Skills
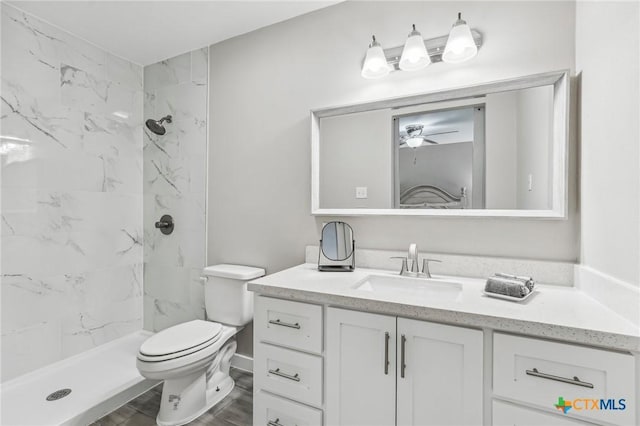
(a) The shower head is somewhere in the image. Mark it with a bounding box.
[145,115,172,136]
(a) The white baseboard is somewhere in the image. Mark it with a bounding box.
[575,264,640,327]
[231,353,253,372]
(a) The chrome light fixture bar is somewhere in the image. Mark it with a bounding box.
[361,13,482,79]
[378,29,482,72]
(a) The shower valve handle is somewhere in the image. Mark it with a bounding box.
[155,214,174,235]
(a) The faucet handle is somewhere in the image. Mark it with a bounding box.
[421,258,442,278]
[390,256,408,275]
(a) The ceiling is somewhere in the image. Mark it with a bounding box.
[8,0,338,65]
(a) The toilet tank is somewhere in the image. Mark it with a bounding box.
[202,264,265,326]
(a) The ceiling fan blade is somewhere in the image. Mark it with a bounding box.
[422,130,459,137]
[423,139,439,145]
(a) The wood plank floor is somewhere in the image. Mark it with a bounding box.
[91,368,252,426]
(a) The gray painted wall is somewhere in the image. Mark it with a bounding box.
[320,109,393,208]
[485,92,518,208]
[576,1,640,286]
[208,1,578,355]
[398,142,473,202]
[515,86,553,210]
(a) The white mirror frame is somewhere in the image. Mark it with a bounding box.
[311,70,570,218]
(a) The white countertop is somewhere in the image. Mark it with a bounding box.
[248,263,640,352]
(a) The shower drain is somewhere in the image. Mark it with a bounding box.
[46,388,72,401]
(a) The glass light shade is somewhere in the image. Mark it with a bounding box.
[361,43,390,79]
[406,137,423,148]
[443,17,477,64]
[399,33,430,71]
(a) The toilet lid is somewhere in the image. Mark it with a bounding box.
[140,320,223,357]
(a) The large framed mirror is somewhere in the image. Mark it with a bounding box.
[311,70,569,218]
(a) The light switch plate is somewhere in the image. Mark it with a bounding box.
[355,187,368,199]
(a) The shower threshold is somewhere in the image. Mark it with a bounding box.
[0,330,159,426]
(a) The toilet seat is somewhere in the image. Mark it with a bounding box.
[138,320,223,362]
[137,322,239,378]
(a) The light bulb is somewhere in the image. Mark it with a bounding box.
[399,25,430,71]
[361,35,391,79]
[443,13,478,64]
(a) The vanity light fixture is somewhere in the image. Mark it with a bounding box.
[360,13,481,79]
[442,13,478,64]
[361,35,392,79]
[399,24,430,71]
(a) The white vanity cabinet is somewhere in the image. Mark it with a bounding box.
[396,317,484,426]
[252,286,637,426]
[492,333,636,426]
[253,296,325,426]
[492,400,595,425]
[326,307,483,426]
[325,309,397,425]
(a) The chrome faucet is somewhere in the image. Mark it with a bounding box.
[391,243,442,278]
[408,243,419,273]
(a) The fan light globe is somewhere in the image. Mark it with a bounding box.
[361,36,391,79]
[399,25,430,71]
[443,13,477,64]
[406,137,423,148]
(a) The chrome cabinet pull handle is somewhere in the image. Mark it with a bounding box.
[384,332,390,375]
[268,368,300,382]
[268,319,301,329]
[525,368,594,389]
[267,419,283,426]
[401,334,407,378]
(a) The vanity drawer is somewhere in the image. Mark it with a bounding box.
[493,400,595,425]
[493,333,635,425]
[255,342,323,407]
[255,296,323,354]
[254,390,323,426]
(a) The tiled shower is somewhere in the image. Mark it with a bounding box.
[0,3,208,383]
[142,48,209,331]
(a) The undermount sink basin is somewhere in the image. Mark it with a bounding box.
[353,274,463,300]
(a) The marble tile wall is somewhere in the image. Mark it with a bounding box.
[1,4,143,381]
[143,48,208,331]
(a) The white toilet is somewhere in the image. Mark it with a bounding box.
[136,264,265,426]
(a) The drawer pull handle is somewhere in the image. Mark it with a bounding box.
[267,418,283,426]
[269,319,301,329]
[268,368,300,382]
[384,332,390,375]
[526,368,594,389]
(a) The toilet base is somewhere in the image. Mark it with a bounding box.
[157,376,235,426]
[155,340,238,426]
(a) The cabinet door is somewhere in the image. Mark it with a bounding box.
[396,318,483,426]
[326,307,396,426]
